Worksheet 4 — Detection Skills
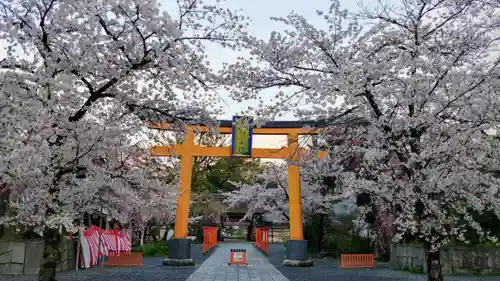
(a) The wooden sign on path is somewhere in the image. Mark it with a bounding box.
[228,249,247,266]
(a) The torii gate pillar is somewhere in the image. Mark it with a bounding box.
[149,120,325,267]
[284,133,311,266]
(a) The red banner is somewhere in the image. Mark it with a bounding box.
[79,225,132,268]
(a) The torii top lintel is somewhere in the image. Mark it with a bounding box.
[147,119,328,135]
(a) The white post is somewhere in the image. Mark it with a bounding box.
[140,225,145,246]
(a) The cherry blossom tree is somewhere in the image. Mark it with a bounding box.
[223,162,348,223]
[221,0,500,280]
[103,148,178,230]
[0,0,248,279]
[224,160,358,251]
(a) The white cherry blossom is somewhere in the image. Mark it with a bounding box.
[220,1,500,280]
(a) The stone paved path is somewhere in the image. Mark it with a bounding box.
[185,243,288,281]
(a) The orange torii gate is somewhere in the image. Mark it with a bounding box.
[147,118,326,267]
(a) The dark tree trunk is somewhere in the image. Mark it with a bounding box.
[219,215,225,241]
[0,185,10,240]
[247,222,254,241]
[161,226,169,241]
[316,214,325,252]
[425,243,443,281]
[38,228,62,281]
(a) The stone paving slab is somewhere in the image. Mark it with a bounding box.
[185,243,288,281]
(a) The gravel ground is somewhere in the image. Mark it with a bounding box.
[267,244,500,281]
[0,244,210,281]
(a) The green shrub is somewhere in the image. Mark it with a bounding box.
[133,241,168,257]
[281,232,289,246]
[321,232,371,257]
[305,214,372,258]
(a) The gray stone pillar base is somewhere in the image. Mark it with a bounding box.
[283,239,313,267]
[163,258,195,266]
[282,259,313,267]
[163,238,194,266]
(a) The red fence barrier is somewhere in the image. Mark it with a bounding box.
[255,227,269,255]
[203,226,218,255]
[105,252,143,267]
[340,253,376,268]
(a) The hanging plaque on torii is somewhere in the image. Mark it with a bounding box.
[231,116,253,157]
